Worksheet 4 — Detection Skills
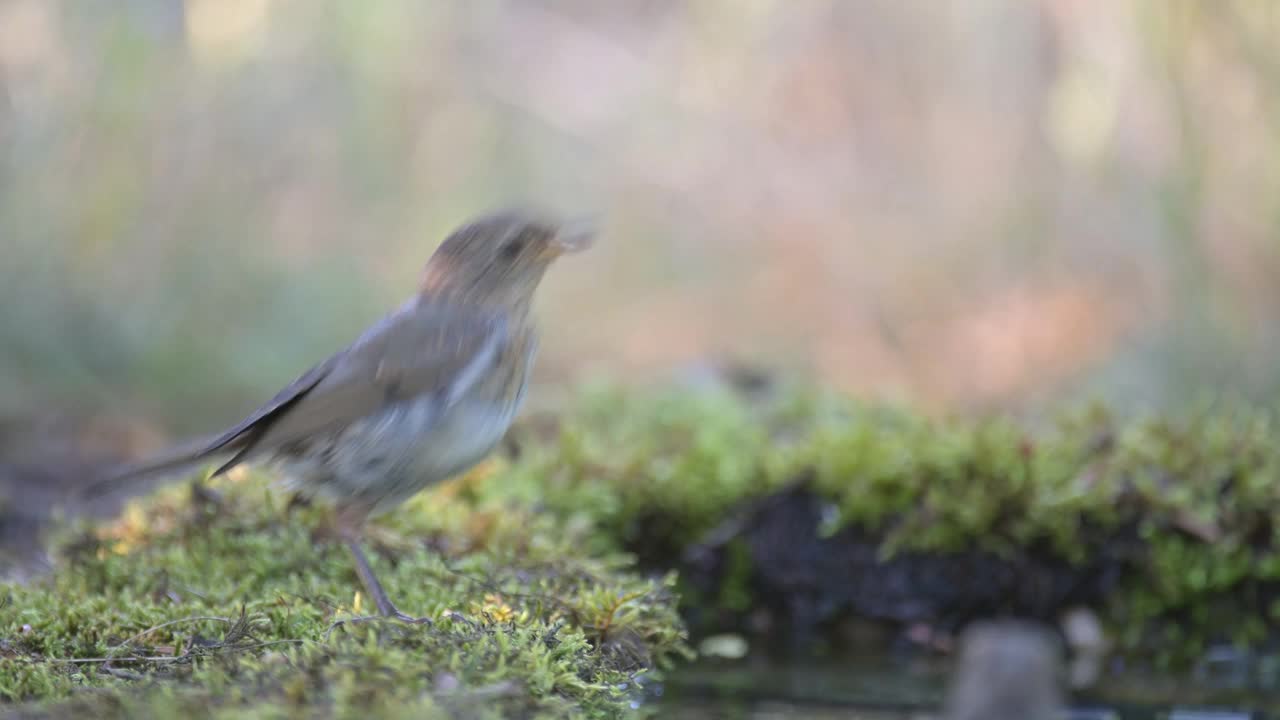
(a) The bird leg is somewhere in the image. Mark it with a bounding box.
[335,509,430,625]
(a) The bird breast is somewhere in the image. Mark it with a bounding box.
[403,395,518,480]
[275,393,519,513]
[273,324,537,513]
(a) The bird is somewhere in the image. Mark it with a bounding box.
[79,209,594,621]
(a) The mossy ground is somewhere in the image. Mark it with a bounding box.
[5,381,1280,716]
[0,459,689,718]
[495,383,1280,666]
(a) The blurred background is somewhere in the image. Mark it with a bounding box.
[2,0,1279,444]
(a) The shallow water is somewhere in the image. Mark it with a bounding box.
[654,652,1279,719]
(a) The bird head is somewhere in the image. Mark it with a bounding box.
[419,209,594,310]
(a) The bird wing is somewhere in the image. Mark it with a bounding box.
[78,300,507,502]
[200,298,509,473]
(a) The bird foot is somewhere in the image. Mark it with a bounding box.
[386,610,433,626]
[324,611,433,640]
[188,481,226,513]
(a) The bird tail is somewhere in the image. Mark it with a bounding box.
[76,434,235,510]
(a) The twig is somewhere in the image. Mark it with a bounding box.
[56,639,304,667]
[101,615,233,670]
[108,616,233,655]
[102,667,146,681]
[60,656,189,665]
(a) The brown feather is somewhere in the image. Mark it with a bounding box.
[78,300,506,502]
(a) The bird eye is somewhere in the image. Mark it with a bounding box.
[498,238,524,261]
[499,227,544,261]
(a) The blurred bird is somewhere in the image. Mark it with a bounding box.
[943,620,1064,720]
[80,209,594,621]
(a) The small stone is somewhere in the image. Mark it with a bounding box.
[943,620,1063,720]
[434,673,460,693]
[697,633,748,659]
[1061,607,1105,652]
[1060,607,1109,688]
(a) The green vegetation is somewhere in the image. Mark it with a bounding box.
[5,383,1280,716]
[496,384,1280,666]
[0,461,689,718]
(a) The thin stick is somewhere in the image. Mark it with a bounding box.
[102,615,233,668]
[56,638,304,665]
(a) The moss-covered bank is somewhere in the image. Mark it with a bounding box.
[5,380,1280,716]
[0,465,689,718]
[493,383,1280,666]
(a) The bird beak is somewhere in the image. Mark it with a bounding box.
[548,217,597,256]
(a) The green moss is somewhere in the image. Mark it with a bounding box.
[493,384,1280,663]
[6,382,1280,713]
[0,467,690,717]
